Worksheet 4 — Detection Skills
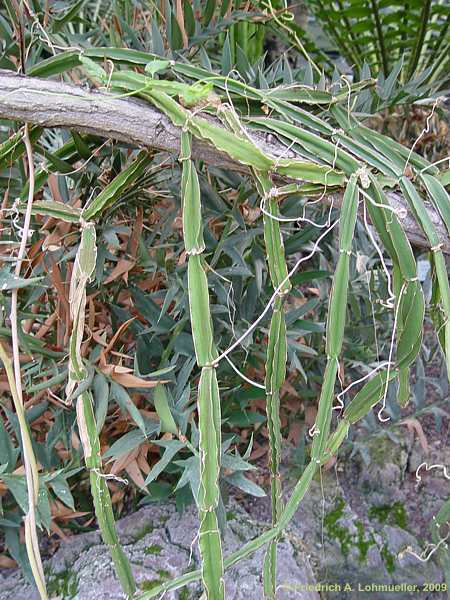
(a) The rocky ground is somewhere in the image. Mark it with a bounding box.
[0,499,318,600]
[0,429,447,600]
[244,425,449,599]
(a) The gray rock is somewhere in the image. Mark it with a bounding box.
[0,501,318,600]
[286,469,444,600]
[2,428,446,600]
[355,434,410,504]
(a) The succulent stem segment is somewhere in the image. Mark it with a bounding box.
[254,172,290,598]
[181,131,225,599]
[68,223,136,598]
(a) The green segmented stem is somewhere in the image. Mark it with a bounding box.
[330,105,435,175]
[16,200,82,223]
[396,279,425,368]
[5,48,450,600]
[274,159,346,186]
[181,133,224,599]
[311,174,359,461]
[112,84,346,183]
[341,275,425,423]
[393,265,411,406]
[420,173,450,374]
[250,117,359,175]
[256,171,290,598]
[430,496,450,589]
[420,173,450,236]
[68,224,136,598]
[188,255,218,366]
[365,177,416,280]
[198,509,225,599]
[53,62,448,600]
[66,223,97,398]
[134,371,398,600]
[77,392,136,598]
[343,370,392,424]
[364,177,423,406]
[429,256,450,365]
[400,176,450,379]
[181,133,205,255]
[136,460,318,600]
[198,367,221,510]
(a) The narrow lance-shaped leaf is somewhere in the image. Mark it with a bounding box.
[20,135,101,200]
[153,384,178,435]
[82,151,152,220]
[0,127,42,170]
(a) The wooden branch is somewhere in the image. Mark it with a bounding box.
[0,69,448,252]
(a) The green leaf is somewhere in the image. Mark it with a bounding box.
[153,384,178,435]
[111,382,146,435]
[103,421,159,459]
[144,440,184,486]
[93,373,110,434]
[79,54,107,84]
[82,151,152,220]
[225,472,266,497]
[48,475,75,511]
[144,59,172,77]
[0,269,44,291]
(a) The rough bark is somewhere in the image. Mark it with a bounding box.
[0,69,448,252]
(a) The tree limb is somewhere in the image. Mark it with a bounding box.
[0,69,448,252]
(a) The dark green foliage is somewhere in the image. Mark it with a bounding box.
[0,2,448,599]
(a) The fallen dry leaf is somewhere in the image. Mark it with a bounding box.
[104,258,135,285]
[402,418,429,452]
[0,555,17,568]
[101,364,166,388]
[125,459,147,490]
